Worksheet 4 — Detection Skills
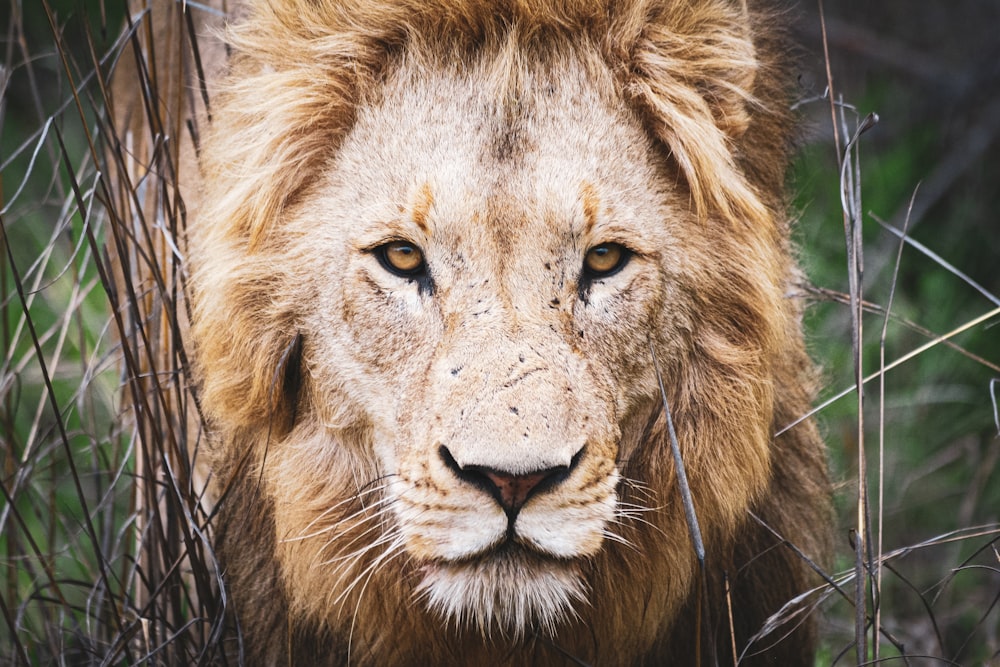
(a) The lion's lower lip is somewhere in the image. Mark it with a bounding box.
[428,539,573,569]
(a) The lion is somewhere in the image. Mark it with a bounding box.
[125,0,832,663]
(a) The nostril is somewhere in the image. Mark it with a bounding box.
[438,445,583,518]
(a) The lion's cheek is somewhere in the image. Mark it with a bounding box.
[515,475,619,558]
[335,270,443,379]
[393,487,508,560]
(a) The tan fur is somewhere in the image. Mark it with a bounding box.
[178,0,830,664]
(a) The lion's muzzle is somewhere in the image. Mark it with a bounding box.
[438,443,583,519]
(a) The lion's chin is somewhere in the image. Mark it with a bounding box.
[415,546,586,638]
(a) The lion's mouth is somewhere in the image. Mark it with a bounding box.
[432,537,576,568]
[416,544,587,635]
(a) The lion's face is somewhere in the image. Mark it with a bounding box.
[261,53,701,633]
[197,21,787,648]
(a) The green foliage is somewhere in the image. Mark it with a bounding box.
[793,76,999,663]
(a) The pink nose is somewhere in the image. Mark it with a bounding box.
[480,469,553,514]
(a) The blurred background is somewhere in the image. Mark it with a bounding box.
[792,3,1000,661]
[2,0,998,663]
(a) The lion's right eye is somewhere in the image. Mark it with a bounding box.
[376,241,426,277]
[583,242,630,278]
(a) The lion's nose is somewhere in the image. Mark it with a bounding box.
[438,445,582,518]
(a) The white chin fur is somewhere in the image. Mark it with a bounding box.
[416,552,586,638]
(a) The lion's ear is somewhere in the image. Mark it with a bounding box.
[614,2,769,228]
[275,332,305,430]
[189,250,305,440]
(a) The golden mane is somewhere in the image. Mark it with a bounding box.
[168,0,832,663]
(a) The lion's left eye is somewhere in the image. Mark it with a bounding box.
[583,243,630,278]
[376,240,426,277]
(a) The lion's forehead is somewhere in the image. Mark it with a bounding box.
[324,52,668,264]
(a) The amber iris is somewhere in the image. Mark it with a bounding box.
[380,241,425,275]
[584,243,627,277]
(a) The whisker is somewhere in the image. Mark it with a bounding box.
[616,501,662,514]
[318,520,400,566]
[613,507,668,539]
[346,536,409,663]
[291,482,392,538]
[618,476,658,503]
[284,493,396,544]
[601,528,638,551]
[327,527,405,595]
[336,533,408,607]
[311,502,398,566]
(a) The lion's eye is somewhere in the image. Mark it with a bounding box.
[377,241,426,276]
[583,243,629,278]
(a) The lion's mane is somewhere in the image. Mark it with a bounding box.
[177,0,831,664]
